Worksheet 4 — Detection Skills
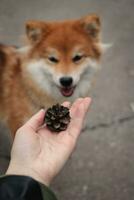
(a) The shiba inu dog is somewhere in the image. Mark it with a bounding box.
[0,14,105,136]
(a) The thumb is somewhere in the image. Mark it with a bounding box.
[25,109,45,131]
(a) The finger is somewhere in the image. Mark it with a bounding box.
[62,101,71,108]
[69,98,84,118]
[73,97,91,119]
[25,109,45,131]
[68,97,92,139]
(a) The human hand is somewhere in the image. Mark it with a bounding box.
[6,97,91,186]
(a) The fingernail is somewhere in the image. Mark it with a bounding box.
[39,108,45,113]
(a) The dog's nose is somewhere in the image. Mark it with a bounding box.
[60,77,73,87]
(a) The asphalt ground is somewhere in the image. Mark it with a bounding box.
[0,0,134,199]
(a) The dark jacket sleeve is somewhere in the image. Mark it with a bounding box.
[0,175,57,200]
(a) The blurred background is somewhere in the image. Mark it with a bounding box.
[0,0,134,199]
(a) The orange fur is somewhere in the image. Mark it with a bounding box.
[0,14,102,137]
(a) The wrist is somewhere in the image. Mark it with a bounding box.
[6,162,51,186]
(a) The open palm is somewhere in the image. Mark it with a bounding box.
[7,98,91,186]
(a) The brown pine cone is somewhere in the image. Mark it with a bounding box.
[44,104,71,132]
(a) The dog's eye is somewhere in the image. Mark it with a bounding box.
[72,55,83,63]
[48,57,59,63]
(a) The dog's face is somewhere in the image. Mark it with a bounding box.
[23,14,102,101]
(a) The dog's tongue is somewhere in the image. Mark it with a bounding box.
[60,87,74,97]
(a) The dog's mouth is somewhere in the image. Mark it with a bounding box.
[59,86,76,97]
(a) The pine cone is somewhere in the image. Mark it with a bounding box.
[44,104,71,132]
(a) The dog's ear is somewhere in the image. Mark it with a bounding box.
[80,14,101,40]
[25,20,48,43]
